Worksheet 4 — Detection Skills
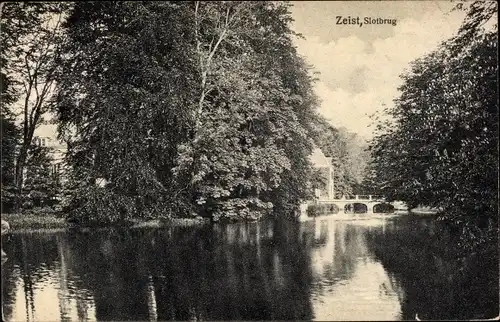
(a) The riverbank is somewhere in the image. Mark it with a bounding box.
[2,213,68,230]
[1,213,211,232]
[1,210,440,231]
[129,217,211,228]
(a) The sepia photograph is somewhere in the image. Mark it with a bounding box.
[1,1,498,321]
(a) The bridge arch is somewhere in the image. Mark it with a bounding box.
[372,203,395,213]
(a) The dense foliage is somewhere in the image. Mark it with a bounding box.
[306,203,340,217]
[22,145,60,210]
[54,1,320,224]
[368,2,498,228]
[1,109,19,212]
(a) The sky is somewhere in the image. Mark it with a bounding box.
[290,1,467,140]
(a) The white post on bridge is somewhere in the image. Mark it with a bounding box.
[327,157,335,200]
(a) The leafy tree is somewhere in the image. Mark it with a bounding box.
[1,2,51,106]
[369,1,498,229]
[22,144,60,210]
[1,2,69,210]
[54,2,198,223]
[174,1,320,220]
[1,110,20,212]
[55,1,320,224]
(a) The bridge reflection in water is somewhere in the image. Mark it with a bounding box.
[1,216,497,321]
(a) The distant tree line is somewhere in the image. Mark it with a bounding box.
[312,119,371,198]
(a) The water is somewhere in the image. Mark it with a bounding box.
[2,215,498,321]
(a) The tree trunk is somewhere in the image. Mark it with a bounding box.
[14,124,37,211]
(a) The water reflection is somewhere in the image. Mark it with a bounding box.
[2,231,97,322]
[1,216,498,321]
[365,216,499,320]
[302,218,402,321]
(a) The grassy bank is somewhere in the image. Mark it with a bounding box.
[2,213,211,231]
[129,217,211,228]
[2,212,69,230]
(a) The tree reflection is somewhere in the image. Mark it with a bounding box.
[57,221,315,321]
[302,219,367,285]
[300,219,404,321]
[365,216,499,320]
[4,217,490,322]
[1,255,17,322]
[2,232,61,321]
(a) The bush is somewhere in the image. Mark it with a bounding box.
[64,183,174,226]
[306,203,340,217]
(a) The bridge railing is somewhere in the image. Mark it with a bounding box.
[317,195,386,202]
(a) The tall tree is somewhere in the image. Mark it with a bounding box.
[55,1,320,224]
[1,2,69,210]
[55,2,198,223]
[173,1,320,220]
[369,1,498,227]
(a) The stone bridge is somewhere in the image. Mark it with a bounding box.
[304,195,407,214]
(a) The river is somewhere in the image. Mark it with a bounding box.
[1,215,498,321]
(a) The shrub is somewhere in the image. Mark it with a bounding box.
[306,203,340,217]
